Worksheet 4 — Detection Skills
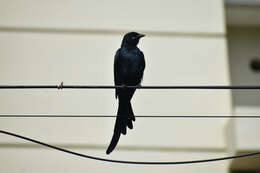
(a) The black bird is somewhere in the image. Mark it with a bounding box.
[106,32,146,154]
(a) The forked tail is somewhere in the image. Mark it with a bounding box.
[106,101,135,154]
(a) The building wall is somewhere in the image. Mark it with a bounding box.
[226,0,260,171]
[227,26,260,172]
[0,0,231,172]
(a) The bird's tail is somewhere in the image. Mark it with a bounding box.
[106,101,135,155]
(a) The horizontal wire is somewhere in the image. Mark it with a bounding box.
[0,115,260,118]
[1,85,260,89]
[1,130,260,165]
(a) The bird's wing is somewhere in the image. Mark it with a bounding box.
[139,51,146,82]
[114,48,121,98]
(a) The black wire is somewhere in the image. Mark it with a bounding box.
[1,130,260,165]
[1,85,260,89]
[0,115,260,118]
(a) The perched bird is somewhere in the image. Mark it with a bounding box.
[106,32,146,154]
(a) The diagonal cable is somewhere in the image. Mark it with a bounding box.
[1,130,260,165]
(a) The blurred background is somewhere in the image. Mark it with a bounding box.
[0,0,260,172]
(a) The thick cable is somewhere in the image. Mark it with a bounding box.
[1,130,260,165]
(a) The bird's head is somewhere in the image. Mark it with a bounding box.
[121,32,145,48]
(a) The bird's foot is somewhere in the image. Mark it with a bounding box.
[137,84,142,89]
[121,84,127,90]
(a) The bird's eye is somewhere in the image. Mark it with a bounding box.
[131,36,136,40]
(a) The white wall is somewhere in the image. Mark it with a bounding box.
[228,27,260,147]
[0,0,232,172]
[227,26,260,171]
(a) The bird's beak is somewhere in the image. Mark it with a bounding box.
[137,34,145,38]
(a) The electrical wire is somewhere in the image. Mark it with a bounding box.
[1,130,260,165]
[0,115,260,118]
[1,85,260,89]
[1,84,260,164]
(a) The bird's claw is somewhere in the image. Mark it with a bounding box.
[121,84,127,90]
